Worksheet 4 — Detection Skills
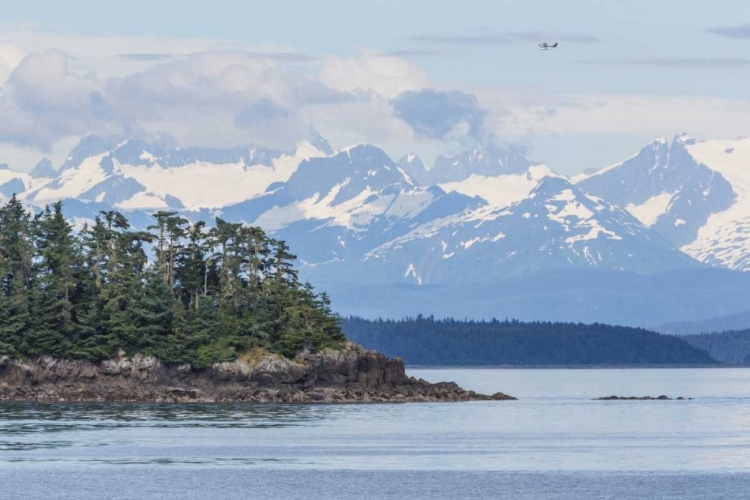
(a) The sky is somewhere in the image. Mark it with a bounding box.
[1,0,750,175]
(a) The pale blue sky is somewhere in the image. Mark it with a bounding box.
[2,0,750,173]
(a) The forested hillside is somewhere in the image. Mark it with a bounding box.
[342,316,717,366]
[0,196,344,366]
[684,330,750,365]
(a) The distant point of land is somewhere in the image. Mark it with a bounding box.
[342,316,718,366]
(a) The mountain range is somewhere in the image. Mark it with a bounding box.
[2,132,750,328]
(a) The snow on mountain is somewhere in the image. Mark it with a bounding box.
[680,137,750,271]
[5,132,750,326]
[437,164,559,207]
[24,136,330,211]
[218,144,485,265]
[361,176,698,285]
[396,153,427,184]
[576,136,736,249]
[426,146,530,184]
[576,134,750,272]
[0,163,36,200]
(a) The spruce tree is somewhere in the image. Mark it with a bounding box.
[0,202,345,363]
[26,203,76,356]
[0,196,33,352]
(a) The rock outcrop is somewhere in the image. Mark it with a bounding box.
[595,395,691,400]
[0,342,515,403]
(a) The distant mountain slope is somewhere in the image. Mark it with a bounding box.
[577,135,750,272]
[657,309,750,335]
[325,268,750,328]
[360,176,699,285]
[29,158,57,179]
[0,164,36,201]
[342,316,717,366]
[3,132,750,327]
[218,144,484,266]
[576,136,735,248]
[23,135,330,211]
[396,153,427,184]
[436,163,557,207]
[681,137,750,271]
[683,330,750,365]
[427,147,530,184]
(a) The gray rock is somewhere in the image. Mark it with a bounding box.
[0,342,515,403]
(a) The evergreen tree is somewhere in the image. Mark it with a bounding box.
[0,203,345,363]
[0,196,33,353]
[127,270,174,353]
[26,202,77,356]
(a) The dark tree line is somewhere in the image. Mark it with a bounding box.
[341,315,717,365]
[0,196,344,366]
[684,330,750,365]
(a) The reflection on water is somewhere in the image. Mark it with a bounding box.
[0,403,335,452]
[0,402,332,425]
[1,369,750,499]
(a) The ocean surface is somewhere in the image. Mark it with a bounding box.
[2,368,750,499]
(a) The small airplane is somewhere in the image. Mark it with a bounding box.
[537,42,558,50]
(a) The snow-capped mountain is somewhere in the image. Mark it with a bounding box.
[0,163,36,200]
[219,144,485,265]
[4,132,750,326]
[437,163,559,207]
[396,153,427,184]
[576,136,735,247]
[22,134,331,211]
[680,137,750,271]
[576,135,750,271]
[360,176,698,285]
[426,146,530,184]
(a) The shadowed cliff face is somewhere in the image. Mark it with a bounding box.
[0,343,514,403]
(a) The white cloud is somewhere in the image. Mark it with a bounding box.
[0,43,27,84]
[0,31,430,155]
[303,98,418,147]
[1,28,749,174]
[0,27,303,77]
[493,93,750,139]
[318,52,430,99]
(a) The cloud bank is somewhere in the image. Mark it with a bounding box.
[0,38,439,153]
[707,24,750,39]
[0,28,749,172]
[392,89,488,142]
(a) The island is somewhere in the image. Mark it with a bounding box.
[0,198,513,403]
[0,343,515,403]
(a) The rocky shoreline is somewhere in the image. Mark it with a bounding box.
[0,342,515,403]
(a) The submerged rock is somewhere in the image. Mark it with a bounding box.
[0,342,516,403]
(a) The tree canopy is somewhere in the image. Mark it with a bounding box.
[0,198,344,367]
[341,315,717,365]
[684,330,750,365]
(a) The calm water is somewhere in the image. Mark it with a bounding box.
[2,368,750,499]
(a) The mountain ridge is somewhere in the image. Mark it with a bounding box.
[2,132,750,326]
